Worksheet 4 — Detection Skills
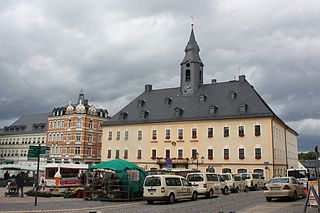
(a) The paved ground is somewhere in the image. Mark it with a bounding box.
[0,187,318,213]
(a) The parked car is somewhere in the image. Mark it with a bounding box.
[221,173,245,193]
[143,175,198,204]
[263,177,305,201]
[186,172,222,198]
[217,174,230,194]
[240,173,264,191]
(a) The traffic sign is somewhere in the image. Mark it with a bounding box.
[263,161,270,166]
[27,145,50,160]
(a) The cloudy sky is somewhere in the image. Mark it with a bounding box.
[0,0,319,151]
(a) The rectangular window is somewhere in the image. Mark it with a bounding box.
[255,125,261,136]
[116,131,120,140]
[108,131,112,140]
[208,127,213,138]
[239,148,245,159]
[138,130,142,140]
[76,133,81,142]
[192,128,197,139]
[89,121,93,129]
[88,133,93,143]
[75,147,81,155]
[152,129,157,140]
[125,131,129,140]
[165,149,171,159]
[137,149,142,159]
[66,147,70,154]
[178,149,183,159]
[208,149,213,160]
[191,149,197,159]
[185,69,191,82]
[255,148,262,159]
[61,121,64,128]
[151,149,157,159]
[165,129,171,139]
[67,133,71,142]
[98,134,102,143]
[87,147,92,155]
[124,150,128,159]
[76,119,82,128]
[107,150,112,158]
[68,119,71,128]
[115,150,120,159]
[224,149,229,160]
[224,127,229,137]
[178,129,183,140]
[238,126,245,137]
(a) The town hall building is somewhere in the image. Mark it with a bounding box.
[101,26,298,180]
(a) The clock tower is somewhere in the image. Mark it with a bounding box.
[180,24,204,96]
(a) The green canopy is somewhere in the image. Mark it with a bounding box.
[3,159,14,164]
[89,159,144,172]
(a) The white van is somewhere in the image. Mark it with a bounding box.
[186,172,224,198]
[143,175,198,204]
[240,173,264,191]
[221,173,246,193]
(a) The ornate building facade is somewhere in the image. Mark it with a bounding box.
[47,89,109,164]
[101,26,298,180]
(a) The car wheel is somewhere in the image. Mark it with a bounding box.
[168,193,175,204]
[236,186,240,193]
[266,197,272,202]
[207,189,213,198]
[292,191,298,201]
[147,200,154,205]
[223,187,228,195]
[191,192,197,201]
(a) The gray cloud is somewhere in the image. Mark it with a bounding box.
[0,0,319,151]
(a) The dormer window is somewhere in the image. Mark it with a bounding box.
[240,104,248,113]
[119,111,128,120]
[140,110,149,119]
[138,99,145,107]
[174,107,184,117]
[230,91,237,99]
[209,105,219,115]
[200,94,207,103]
[165,97,172,105]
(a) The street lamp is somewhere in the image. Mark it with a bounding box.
[196,152,205,170]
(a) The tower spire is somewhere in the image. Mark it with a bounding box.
[78,88,85,104]
[180,24,204,96]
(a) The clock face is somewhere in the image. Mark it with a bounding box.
[183,84,192,94]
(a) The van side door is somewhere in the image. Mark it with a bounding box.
[181,178,193,198]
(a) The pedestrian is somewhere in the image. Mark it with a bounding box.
[40,174,46,191]
[15,172,25,198]
[4,171,10,180]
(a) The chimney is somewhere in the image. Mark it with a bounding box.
[145,84,152,92]
[211,79,217,84]
[239,75,246,83]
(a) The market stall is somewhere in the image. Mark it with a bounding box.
[87,159,147,201]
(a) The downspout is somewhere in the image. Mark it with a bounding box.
[271,119,275,178]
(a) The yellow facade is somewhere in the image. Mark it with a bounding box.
[101,116,297,180]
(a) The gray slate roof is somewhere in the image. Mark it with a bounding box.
[1,112,50,134]
[103,76,278,126]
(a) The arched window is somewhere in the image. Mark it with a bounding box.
[185,69,191,82]
[222,168,232,173]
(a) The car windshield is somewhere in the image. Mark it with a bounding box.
[187,174,204,182]
[268,178,289,184]
[287,170,306,179]
[252,174,260,179]
[242,174,250,179]
[145,177,161,186]
[233,176,241,181]
[221,174,231,180]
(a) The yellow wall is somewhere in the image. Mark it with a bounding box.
[101,117,295,180]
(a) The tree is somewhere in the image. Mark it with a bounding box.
[298,152,317,160]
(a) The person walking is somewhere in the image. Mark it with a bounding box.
[4,171,10,180]
[15,172,25,198]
